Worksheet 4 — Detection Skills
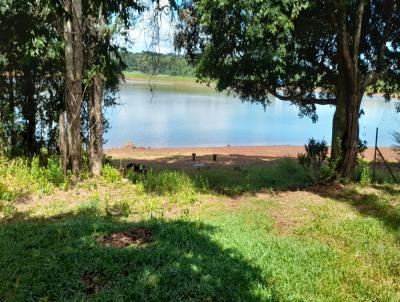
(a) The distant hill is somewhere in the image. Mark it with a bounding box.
[120,52,195,77]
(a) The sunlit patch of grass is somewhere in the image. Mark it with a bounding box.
[289,186,400,298]
[188,194,400,301]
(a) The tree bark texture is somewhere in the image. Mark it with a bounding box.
[22,67,37,154]
[64,0,83,174]
[89,74,103,176]
[59,111,67,175]
[330,0,365,179]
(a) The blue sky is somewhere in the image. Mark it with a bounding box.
[126,0,176,54]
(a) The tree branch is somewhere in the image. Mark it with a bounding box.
[353,0,365,67]
[270,91,337,106]
[336,0,354,78]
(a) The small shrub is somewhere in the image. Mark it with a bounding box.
[371,167,400,184]
[45,156,65,186]
[30,156,59,194]
[101,164,122,183]
[0,157,44,196]
[298,138,332,184]
[356,160,372,185]
[193,174,209,192]
[143,170,194,195]
[128,169,198,205]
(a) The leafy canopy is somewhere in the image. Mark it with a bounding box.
[175,0,400,119]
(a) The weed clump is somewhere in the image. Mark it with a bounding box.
[298,138,333,184]
[101,164,122,183]
[0,154,67,217]
[128,169,198,205]
[355,160,372,186]
[0,155,65,199]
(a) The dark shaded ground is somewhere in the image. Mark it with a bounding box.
[0,209,266,302]
[111,154,279,171]
[111,154,400,196]
[116,156,312,197]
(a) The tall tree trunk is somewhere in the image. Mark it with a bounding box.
[87,3,105,176]
[59,111,68,175]
[22,67,37,154]
[331,74,347,162]
[331,44,363,179]
[64,0,83,174]
[331,6,366,180]
[89,74,103,176]
[339,93,362,178]
[331,96,362,179]
[0,75,12,155]
[7,74,16,153]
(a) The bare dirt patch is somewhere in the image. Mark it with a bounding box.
[97,228,153,248]
[105,145,399,164]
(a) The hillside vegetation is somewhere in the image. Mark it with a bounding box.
[121,52,195,77]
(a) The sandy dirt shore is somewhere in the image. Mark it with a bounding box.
[105,145,399,170]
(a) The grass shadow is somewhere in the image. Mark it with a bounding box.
[371,183,400,195]
[0,207,266,301]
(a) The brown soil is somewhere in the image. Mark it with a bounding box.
[105,145,399,170]
[97,228,153,248]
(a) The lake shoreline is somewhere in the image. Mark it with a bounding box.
[121,73,399,99]
[122,72,201,86]
[110,79,399,151]
[105,144,399,162]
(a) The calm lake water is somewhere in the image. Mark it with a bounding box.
[105,82,400,148]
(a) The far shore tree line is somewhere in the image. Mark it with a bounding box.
[0,0,399,179]
[121,51,195,77]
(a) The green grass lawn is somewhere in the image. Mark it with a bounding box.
[0,160,400,301]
